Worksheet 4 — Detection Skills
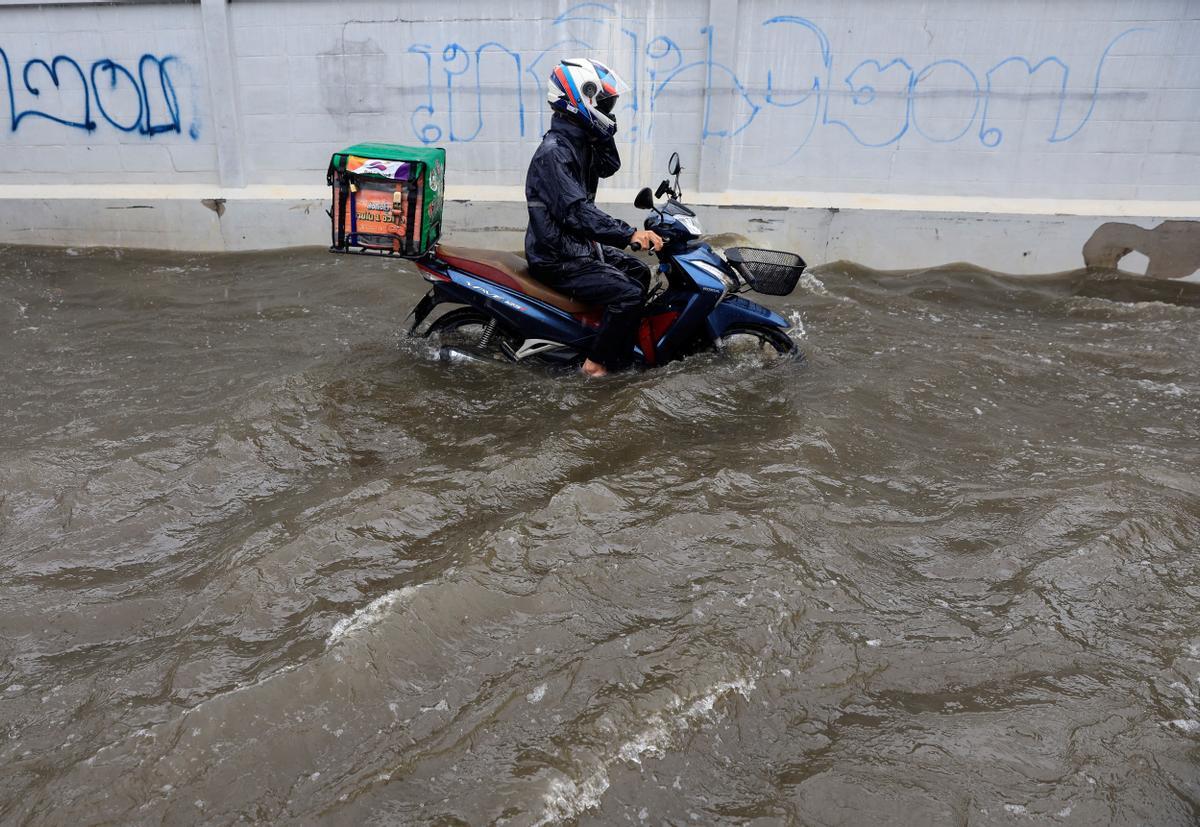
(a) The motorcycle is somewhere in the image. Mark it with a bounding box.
[407,153,806,369]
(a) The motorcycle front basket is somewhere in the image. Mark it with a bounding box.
[724,247,806,296]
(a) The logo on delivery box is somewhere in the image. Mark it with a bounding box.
[348,157,410,180]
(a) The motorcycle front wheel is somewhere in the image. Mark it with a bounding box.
[715,324,800,364]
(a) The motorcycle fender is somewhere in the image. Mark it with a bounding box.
[705,296,791,339]
[406,289,441,334]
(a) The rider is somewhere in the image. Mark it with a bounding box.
[525,58,663,377]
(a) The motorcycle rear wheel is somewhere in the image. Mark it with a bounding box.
[423,307,514,361]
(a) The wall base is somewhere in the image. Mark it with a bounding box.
[1,185,1197,278]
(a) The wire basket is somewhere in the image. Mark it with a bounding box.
[724,247,806,296]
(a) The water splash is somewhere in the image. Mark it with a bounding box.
[326,587,422,646]
[787,309,808,340]
[534,674,757,824]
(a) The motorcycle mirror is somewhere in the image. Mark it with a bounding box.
[634,187,655,210]
[667,152,681,176]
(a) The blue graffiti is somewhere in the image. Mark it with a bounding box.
[909,60,980,144]
[137,55,182,137]
[442,41,524,142]
[407,44,441,144]
[91,59,141,132]
[759,16,830,155]
[0,48,190,138]
[17,56,94,131]
[441,43,473,143]
[649,26,760,140]
[762,15,831,108]
[754,14,1148,154]
[825,57,914,148]
[393,3,1149,156]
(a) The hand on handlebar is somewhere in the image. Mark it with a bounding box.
[629,229,664,253]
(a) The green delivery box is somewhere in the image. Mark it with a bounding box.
[327,143,445,257]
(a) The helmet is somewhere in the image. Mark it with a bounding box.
[546,58,629,139]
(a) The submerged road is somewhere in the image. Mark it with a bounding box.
[1,245,1198,824]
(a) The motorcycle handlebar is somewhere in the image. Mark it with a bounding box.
[630,241,643,252]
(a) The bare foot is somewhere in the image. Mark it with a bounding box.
[581,358,608,378]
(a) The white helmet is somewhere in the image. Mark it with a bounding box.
[546,57,630,139]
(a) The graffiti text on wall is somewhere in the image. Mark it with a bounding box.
[395,3,1149,152]
[0,49,191,138]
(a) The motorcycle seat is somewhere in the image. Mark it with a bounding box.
[436,245,598,315]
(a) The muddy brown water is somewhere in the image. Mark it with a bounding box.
[1,245,1198,825]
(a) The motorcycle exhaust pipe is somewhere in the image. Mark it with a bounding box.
[437,345,494,365]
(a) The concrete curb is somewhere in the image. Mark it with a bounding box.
[1,186,1197,277]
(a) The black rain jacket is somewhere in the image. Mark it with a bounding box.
[524,113,635,270]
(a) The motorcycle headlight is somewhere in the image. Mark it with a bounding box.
[693,260,738,294]
[676,215,703,235]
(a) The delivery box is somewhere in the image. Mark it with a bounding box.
[327,143,445,257]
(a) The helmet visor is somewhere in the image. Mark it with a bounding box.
[590,60,630,100]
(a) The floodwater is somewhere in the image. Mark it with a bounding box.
[1,245,1198,826]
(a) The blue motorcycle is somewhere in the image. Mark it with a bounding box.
[408,154,805,368]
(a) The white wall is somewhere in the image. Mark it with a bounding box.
[0,1,213,183]
[1,0,1197,198]
[0,0,1198,267]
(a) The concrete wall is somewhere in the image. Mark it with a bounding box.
[1,0,1198,273]
[0,1,212,183]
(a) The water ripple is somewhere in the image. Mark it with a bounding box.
[1,247,1197,825]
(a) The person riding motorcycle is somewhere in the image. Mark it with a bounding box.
[525,58,663,377]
